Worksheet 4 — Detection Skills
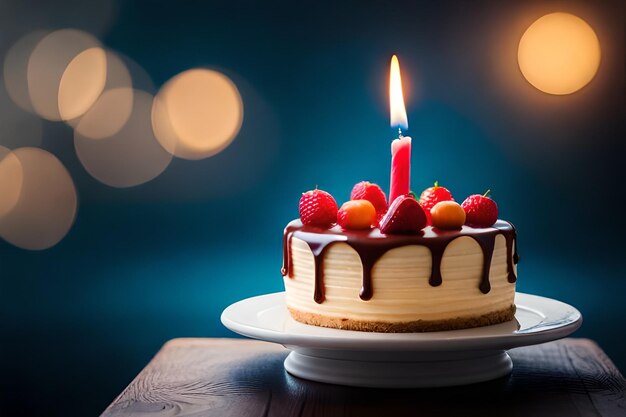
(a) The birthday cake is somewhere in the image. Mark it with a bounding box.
[281,182,518,332]
[281,55,517,332]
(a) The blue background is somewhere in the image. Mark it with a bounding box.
[0,0,624,415]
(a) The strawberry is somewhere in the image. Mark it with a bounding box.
[461,190,498,227]
[419,181,454,224]
[350,181,387,214]
[337,200,376,230]
[299,189,338,227]
[379,194,427,234]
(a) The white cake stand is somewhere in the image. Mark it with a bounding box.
[221,292,582,388]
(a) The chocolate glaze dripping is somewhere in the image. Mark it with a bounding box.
[470,233,496,294]
[427,237,451,287]
[503,223,518,283]
[339,240,396,301]
[281,220,518,304]
[305,240,335,303]
[281,225,297,277]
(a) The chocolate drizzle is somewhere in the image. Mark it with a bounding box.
[281,220,518,304]
[306,240,331,303]
[281,229,294,278]
[471,233,496,294]
[427,238,447,287]
[503,225,519,283]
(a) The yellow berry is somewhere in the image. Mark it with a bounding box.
[431,201,466,230]
[338,200,376,230]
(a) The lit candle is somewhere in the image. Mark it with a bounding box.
[388,55,411,205]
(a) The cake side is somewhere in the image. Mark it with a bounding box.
[287,305,516,332]
[284,232,516,329]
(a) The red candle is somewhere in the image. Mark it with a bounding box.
[388,55,411,205]
[389,136,412,204]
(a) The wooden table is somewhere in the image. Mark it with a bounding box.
[101,338,625,417]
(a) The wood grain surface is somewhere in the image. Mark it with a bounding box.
[101,338,625,417]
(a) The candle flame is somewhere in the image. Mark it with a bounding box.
[389,55,408,130]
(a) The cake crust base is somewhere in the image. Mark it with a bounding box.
[288,304,517,333]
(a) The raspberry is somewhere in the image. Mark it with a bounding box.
[461,191,498,227]
[419,181,454,224]
[299,189,338,227]
[350,181,387,214]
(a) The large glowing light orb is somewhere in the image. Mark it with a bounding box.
[518,12,600,95]
[152,69,243,160]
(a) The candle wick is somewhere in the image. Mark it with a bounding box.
[398,127,403,138]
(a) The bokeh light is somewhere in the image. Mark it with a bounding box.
[0,146,23,219]
[26,29,101,120]
[0,80,43,149]
[75,89,173,188]
[71,51,133,138]
[152,69,243,160]
[3,30,49,113]
[119,53,156,94]
[58,47,107,121]
[518,12,601,95]
[74,88,134,141]
[0,147,77,250]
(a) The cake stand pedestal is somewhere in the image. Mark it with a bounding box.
[283,348,512,388]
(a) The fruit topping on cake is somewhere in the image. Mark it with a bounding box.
[350,181,388,226]
[350,181,388,213]
[298,189,338,227]
[379,194,427,234]
[430,200,466,230]
[461,190,498,227]
[419,181,454,224]
[337,200,377,230]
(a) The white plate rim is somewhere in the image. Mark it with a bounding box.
[221,292,582,352]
